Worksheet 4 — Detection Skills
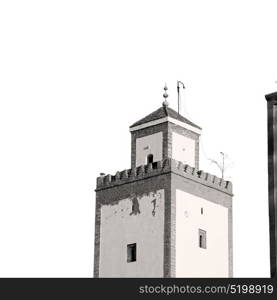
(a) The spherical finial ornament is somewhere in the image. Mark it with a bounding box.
[162,83,169,106]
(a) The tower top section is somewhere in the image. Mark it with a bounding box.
[129,85,202,169]
[130,84,201,134]
[129,105,201,134]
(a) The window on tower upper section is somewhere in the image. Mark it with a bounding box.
[199,229,207,249]
[147,154,154,164]
[127,243,136,263]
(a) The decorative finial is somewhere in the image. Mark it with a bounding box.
[163,83,169,107]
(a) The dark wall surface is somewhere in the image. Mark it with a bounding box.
[265,92,277,278]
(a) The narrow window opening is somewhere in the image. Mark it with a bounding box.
[147,154,154,164]
[201,207,203,215]
[199,229,207,249]
[152,161,158,169]
[127,243,136,262]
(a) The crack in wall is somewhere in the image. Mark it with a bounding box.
[151,198,156,216]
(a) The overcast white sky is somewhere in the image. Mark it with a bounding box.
[0,0,276,277]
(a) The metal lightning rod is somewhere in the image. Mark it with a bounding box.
[177,80,185,115]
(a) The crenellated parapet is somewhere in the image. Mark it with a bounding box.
[96,158,233,195]
[172,160,233,194]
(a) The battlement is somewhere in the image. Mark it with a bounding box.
[96,158,233,195]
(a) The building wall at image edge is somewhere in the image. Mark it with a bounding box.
[265,92,277,278]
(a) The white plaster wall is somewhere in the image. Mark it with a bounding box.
[175,189,229,277]
[135,132,163,167]
[99,189,164,277]
[172,132,195,167]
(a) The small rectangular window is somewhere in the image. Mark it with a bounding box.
[201,207,203,215]
[199,229,207,249]
[127,243,136,262]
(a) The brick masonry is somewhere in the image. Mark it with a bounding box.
[93,196,101,278]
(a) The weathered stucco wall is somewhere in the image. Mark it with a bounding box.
[135,132,163,167]
[99,189,165,277]
[168,122,200,170]
[175,189,229,277]
[172,132,195,167]
[94,158,233,277]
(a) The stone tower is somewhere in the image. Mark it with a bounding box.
[94,90,233,278]
[265,91,277,278]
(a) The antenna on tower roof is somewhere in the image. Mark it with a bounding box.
[177,80,185,115]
